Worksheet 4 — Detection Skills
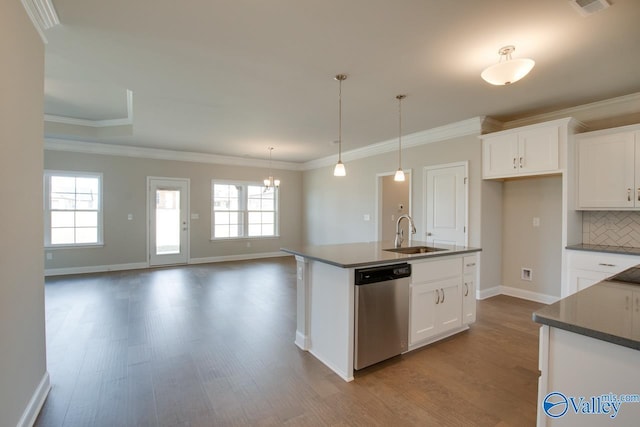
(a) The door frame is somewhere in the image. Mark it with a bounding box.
[375,169,412,241]
[422,161,468,246]
[146,176,191,267]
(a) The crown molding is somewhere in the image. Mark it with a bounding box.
[502,92,640,129]
[303,116,485,171]
[44,138,305,171]
[45,90,134,128]
[20,0,59,44]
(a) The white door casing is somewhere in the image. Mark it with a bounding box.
[424,162,468,246]
[148,177,189,266]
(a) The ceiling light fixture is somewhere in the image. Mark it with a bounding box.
[333,74,347,177]
[394,94,407,182]
[481,45,535,86]
[263,146,280,191]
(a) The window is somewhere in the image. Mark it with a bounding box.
[212,181,278,239]
[44,171,103,247]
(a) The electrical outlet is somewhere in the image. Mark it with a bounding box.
[521,268,532,281]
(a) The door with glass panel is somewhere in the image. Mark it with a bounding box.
[148,178,189,266]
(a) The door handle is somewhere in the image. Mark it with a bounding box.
[464,283,469,297]
[435,289,440,305]
[628,188,632,202]
[440,288,445,303]
[519,157,523,168]
[427,232,432,236]
[513,158,517,169]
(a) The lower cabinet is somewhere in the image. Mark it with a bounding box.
[409,254,477,346]
[566,249,640,295]
[410,278,461,344]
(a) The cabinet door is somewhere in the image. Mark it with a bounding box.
[437,278,462,333]
[569,268,609,292]
[633,290,640,338]
[577,132,635,208]
[462,275,476,324]
[482,134,518,178]
[517,125,559,174]
[410,283,438,345]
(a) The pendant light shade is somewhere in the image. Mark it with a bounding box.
[394,94,406,182]
[481,46,535,86]
[263,147,280,191]
[333,74,347,177]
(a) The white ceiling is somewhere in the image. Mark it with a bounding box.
[42,0,640,163]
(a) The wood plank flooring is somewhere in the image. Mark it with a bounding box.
[36,257,544,426]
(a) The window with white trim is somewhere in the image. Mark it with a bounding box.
[212,181,278,239]
[44,171,103,247]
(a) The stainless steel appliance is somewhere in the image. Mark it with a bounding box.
[354,263,411,370]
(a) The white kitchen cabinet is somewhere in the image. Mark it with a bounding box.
[409,257,467,346]
[410,278,461,345]
[482,121,561,179]
[566,249,639,295]
[577,129,639,209]
[462,255,477,324]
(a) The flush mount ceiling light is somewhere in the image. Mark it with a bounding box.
[333,74,347,177]
[263,146,280,191]
[481,45,535,86]
[394,94,407,182]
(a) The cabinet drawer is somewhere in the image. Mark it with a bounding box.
[463,255,477,275]
[411,257,461,283]
[568,251,639,274]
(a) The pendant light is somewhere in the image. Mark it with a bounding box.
[333,74,347,177]
[481,45,535,86]
[263,146,280,191]
[394,94,406,182]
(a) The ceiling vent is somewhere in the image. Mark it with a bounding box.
[569,0,610,16]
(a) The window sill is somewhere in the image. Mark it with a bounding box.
[45,243,105,250]
[210,236,280,242]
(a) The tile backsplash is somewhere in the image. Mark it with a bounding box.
[583,211,640,247]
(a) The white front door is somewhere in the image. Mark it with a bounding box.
[148,178,189,266]
[424,163,467,246]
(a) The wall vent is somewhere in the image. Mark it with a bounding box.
[569,0,610,17]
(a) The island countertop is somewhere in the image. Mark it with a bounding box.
[280,240,481,268]
[533,276,640,351]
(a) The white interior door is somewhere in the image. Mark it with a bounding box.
[424,163,467,246]
[148,178,189,266]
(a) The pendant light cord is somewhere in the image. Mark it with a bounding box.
[398,95,402,167]
[338,78,342,162]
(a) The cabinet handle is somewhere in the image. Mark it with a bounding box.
[628,188,632,202]
[435,289,440,305]
[441,288,445,303]
[637,188,639,202]
[636,296,639,313]
[464,283,469,297]
[465,263,476,267]
[519,156,523,168]
[598,263,616,267]
[513,158,517,169]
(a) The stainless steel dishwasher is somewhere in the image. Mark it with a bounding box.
[354,263,411,370]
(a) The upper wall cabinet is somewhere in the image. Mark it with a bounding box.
[577,125,640,209]
[481,118,579,180]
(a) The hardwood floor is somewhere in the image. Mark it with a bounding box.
[36,257,544,426]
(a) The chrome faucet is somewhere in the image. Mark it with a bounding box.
[394,214,416,248]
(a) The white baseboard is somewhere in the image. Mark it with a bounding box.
[189,251,291,264]
[17,371,50,427]
[477,285,559,304]
[44,262,148,277]
[477,286,501,300]
[295,331,310,351]
[499,286,560,304]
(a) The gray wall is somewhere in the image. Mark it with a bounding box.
[501,176,563,297]
[380,174,409,241]
[0,3,47,426]
[44,151,303,270]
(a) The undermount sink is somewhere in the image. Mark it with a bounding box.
[384,246,446,255]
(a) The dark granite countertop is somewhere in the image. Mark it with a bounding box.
[281,240,481,268]
[566,243,640,256]
[533,276,640,351]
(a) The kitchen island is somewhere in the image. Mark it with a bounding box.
[533,271,640,426]
[281,241,481,381]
